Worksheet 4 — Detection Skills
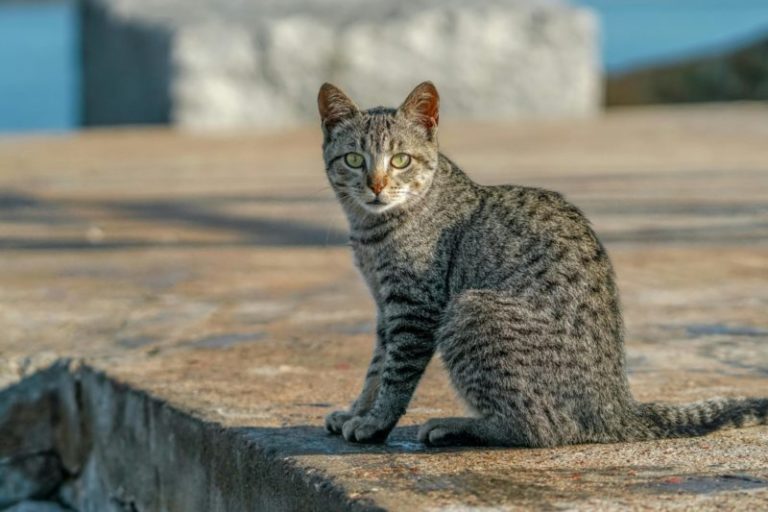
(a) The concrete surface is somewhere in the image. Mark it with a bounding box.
[81,0,599,129]
[1,103,767,510]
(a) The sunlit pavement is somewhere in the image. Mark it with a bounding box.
[1,104,767,510]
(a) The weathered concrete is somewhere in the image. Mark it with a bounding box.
[80,0,600,129]
[1,104,767,510]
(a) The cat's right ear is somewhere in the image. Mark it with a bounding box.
[398,81,439,140]
[318,83,359,137]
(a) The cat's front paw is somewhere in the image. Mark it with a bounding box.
[325,410,354,435]
[341,415,393,444]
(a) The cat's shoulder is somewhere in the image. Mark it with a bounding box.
[438,154,585,219]
[482,183,590,226]
[486,183,570,208]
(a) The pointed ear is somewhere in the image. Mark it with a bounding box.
[398,81,439,138]
[317,83,359,136]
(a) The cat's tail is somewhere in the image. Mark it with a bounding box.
[635,397,768,439]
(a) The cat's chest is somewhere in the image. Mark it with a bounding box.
[353,227,437,271]
[353,244,410,280]
[352,238,437,302]
[353,246,379,282]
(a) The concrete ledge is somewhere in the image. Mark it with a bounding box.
[1,107,767,510]
[1,361,378,512]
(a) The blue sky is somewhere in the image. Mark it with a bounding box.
[0,1,79,132]
[575,0,768,71]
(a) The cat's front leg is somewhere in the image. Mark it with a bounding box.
[325,322,386,434]
[341,311,436,443]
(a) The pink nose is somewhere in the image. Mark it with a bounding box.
[368,176,388,195]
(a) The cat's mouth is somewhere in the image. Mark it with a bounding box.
[362,197,397,213]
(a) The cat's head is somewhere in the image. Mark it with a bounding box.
[317,82,440,214]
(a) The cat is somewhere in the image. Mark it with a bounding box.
[317,81,768,447]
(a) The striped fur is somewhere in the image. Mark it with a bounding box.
[318,82,768,447]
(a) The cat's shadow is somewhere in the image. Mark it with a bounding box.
[231,424,482,456]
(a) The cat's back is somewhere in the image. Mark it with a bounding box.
[453,180,612,296]
[471,183,596,250]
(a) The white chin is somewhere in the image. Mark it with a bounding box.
[361,200,398,213]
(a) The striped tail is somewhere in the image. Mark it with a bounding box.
[638,397,768,439]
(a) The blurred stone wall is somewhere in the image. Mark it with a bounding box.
[81,0,600,130]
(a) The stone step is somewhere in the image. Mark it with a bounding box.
[1,361,374,511]
[1,106,767,510]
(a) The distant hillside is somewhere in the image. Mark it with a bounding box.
[606,34,768,106]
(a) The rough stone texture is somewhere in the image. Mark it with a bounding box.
[80,0,600,129]
[0,363,71,509]
[3,501,69,512]
[606,34,768,106]
[1,104,767,510]
[0,455,63,509]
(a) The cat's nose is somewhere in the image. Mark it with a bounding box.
[368,175,388,195]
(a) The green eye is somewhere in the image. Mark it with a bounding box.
[344,152,365,168]
[391,153,411,169]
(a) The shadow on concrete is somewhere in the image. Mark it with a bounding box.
[0,191,75,225]
[580,198,768,217]
[3,189,767,250]
[0,238,267,251]
[600,223,768,245]
[0,191,349,250]
[236,425,450,456]
[103,198,349,246]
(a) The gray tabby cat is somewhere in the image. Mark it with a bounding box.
[317,81,768,447]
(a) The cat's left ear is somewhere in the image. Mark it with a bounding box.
[398,81,439,139]
[318,83,359,137]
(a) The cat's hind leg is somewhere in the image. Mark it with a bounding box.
[424,290,568,447]
[418,416,526,447]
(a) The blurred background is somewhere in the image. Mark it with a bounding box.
[1,0,768,134]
